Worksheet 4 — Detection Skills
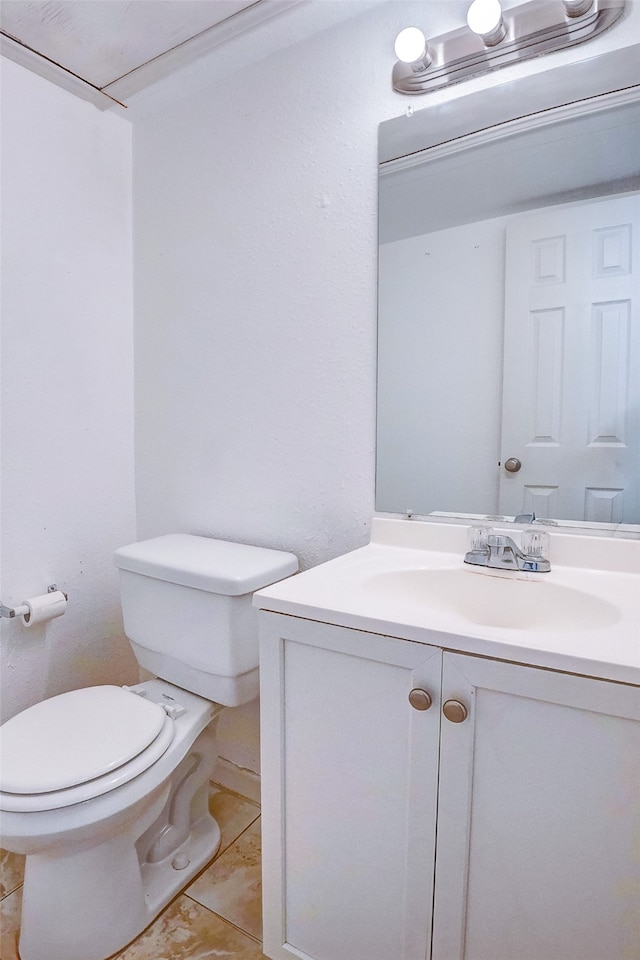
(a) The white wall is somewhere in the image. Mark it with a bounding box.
[128,0,640,784]
[378,217,508,516]
[0,59,138,722]
[130,4,384,571]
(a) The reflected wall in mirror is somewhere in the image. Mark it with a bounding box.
[377,58,640,530]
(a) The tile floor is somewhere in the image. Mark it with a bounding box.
[0,784,269,960]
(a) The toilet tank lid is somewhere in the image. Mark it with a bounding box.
[114,534,299,596]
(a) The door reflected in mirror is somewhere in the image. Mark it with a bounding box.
[377,88,640,527]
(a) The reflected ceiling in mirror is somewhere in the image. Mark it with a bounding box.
[376,48,640,531]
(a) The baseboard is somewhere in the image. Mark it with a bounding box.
[212,756,261,805]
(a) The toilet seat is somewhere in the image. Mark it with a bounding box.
[0,686,175,813]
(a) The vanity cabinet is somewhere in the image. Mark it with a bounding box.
[259,612,640,960]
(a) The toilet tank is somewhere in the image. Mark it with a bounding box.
[114,535,298,706]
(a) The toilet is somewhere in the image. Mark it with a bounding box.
[0,534,298,960]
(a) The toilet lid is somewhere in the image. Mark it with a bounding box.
[0,685,168,794]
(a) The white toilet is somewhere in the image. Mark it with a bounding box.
[0,534,298,960]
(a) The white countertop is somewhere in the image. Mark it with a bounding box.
[254,518,640,685]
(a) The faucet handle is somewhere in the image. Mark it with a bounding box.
[467,523,492,553]
[521,526,550,559]
[464,524,494,566]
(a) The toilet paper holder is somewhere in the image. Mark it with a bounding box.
[1,584,68,619]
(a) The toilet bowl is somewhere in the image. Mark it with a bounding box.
[0,534,298,960]
[0,679,222,960]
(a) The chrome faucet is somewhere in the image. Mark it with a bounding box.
[464,532,551,573]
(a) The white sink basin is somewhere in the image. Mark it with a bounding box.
[365,567,621,632]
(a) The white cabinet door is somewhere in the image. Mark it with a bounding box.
[259,613,442,960]
[432,653,640,960]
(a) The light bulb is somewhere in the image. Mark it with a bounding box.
[466,0,506,45]
[394,27,428,64]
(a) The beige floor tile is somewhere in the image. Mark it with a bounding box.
[0,849,25,900]
[0,886,22,960]
[186,819,262,941]
[114,893,267,960]
[208,785,260,857]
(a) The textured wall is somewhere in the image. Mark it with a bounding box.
[131,13,380,571]
[0,59,138,722]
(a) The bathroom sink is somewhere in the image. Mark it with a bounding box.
[255,517,639,683]
[364,568,621,632]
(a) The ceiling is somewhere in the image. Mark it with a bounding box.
[0,0,301,109]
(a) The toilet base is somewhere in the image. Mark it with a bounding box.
[140,804,221,921]
[18,800,221,960]
[16,721,222,960]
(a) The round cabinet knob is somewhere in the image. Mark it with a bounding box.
[442,699,468,723]
[408,688,433,711]
[504,457,522,473]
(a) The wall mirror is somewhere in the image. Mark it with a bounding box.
[377,48,640,531]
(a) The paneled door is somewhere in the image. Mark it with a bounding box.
[499,194,639,523]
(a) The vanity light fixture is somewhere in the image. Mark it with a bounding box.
[392,0,625,95]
